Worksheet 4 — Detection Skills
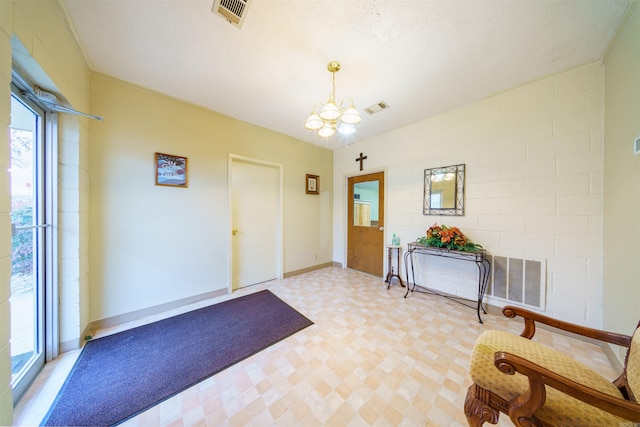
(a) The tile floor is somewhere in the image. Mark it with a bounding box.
[14,267,619,426]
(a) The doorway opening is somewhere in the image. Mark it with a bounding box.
[9,86,57,404]
[347,171,385,277]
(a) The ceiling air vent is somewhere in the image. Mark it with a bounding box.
[364,101,390,115]
[212,0,252,29]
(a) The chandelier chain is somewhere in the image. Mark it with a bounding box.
[304,61,361,138]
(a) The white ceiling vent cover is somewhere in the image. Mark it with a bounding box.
[212,0,252,29]
[364,101,390,115]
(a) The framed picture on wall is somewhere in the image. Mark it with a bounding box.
[155,152,188,188]
[306,174,319,195]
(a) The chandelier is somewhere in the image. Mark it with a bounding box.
[304,61,361,138]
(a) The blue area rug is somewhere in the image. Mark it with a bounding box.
[42,290,313,426]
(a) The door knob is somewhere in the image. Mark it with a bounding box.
[232,229,239,236]
[379,226,384,231]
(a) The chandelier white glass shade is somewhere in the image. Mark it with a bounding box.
[305,61,361,138]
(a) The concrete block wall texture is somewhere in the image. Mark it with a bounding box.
[58,114,89,352]
[334,62,605,328]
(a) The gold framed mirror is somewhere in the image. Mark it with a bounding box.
[423,163,465,216]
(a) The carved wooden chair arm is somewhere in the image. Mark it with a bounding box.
[502,306,633,346]
[494,351,640,422]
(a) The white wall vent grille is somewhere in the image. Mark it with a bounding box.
[212,0,252,29]
[488,255,546,310]
[364,101,390,115]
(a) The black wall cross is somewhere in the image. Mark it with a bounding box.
[355,152,368,171]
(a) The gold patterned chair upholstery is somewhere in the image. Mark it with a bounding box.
[464,306,640,426]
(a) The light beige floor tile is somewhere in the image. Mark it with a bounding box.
[13,267,621,426]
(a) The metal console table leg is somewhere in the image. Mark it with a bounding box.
[402,243,491,323]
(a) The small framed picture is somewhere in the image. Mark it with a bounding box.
[155,152,188,188]
[306,174,319,195]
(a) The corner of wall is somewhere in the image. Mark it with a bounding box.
[602,0,640,337]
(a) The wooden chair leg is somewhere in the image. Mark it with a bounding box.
[464,384,500,426]
[506,378,545,427]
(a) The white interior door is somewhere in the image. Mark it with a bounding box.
[230,158,280,290]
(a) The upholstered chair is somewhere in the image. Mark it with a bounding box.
[464,306,640,426]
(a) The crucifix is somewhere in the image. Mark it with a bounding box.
[355,152,367,171]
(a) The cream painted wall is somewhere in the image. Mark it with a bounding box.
[11,3,91,354]
[89,74,332,322]
[0,2,634,422]
[603,4,640,342]
[335,63,605,328]
[1,0,91,421]
[0,1,13,421]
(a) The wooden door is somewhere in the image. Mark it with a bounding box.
[231,159,279,290]
[347,172,384,276]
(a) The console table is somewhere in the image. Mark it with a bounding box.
[403,242,491,323]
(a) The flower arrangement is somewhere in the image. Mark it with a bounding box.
[416,223,483,252]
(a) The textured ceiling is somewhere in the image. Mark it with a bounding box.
[59,0,633,149]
